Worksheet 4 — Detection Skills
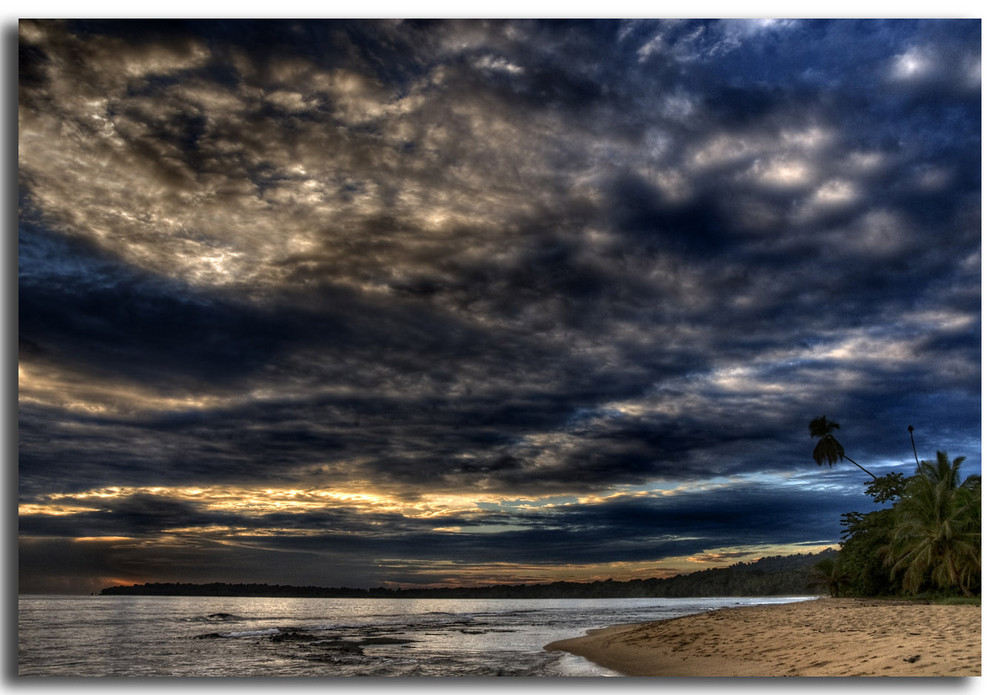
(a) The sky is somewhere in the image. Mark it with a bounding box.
[17,18,981,594]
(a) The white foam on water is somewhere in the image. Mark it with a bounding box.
[550,652,622,677]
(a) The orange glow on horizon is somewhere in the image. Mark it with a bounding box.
[18,503,102,516]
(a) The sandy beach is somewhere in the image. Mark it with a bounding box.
[545,598,981,677]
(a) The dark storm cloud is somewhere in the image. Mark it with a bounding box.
[19,229,293,387]
[18,19,979,590]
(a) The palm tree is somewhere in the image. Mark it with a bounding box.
[886,451,981,597]
[809,416,876,479]
[808,556,850,597]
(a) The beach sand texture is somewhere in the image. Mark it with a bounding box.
[545,598,980,677]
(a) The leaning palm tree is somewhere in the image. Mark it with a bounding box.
[809,416,876,479]
[886,451,981,597]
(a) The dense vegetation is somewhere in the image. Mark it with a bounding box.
[809,418,981,599]
[100,549,834,598]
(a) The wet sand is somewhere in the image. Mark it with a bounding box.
[544,598,980,677]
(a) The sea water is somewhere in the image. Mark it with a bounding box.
[18,594,815,677]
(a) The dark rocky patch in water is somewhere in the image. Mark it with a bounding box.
[266,630,367,655]
[309,639,365,655]
[359,637,418,645]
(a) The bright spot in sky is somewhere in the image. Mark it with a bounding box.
[892,47,932,80]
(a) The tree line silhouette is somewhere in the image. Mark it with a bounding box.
[100,550,835,599]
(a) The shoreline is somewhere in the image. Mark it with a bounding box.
[544,598,981,677]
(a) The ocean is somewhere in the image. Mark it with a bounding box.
[18,594,816,677]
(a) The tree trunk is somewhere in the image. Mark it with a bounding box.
[843,454,877,479]
[945,552,973,597]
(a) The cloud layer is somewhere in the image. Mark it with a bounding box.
[18,19,980,593]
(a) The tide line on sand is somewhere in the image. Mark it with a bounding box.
[543,597,981,677]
